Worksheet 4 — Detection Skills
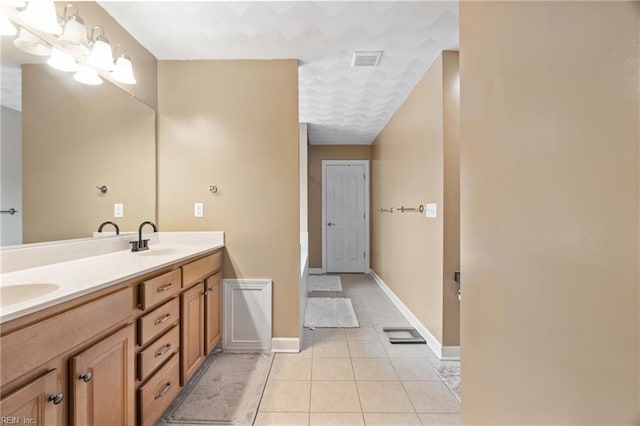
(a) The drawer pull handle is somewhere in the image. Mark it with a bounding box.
[155,382,172,400]
[157,283,174,293]
[48,393,64,405]
[155,343,172,358]
[79,372,92,382]
[154,313,172,325]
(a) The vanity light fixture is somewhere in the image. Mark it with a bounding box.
[13,27,50,56]
[87,25,113,71]
[47,47,78,72]
[110,45,135,85]
[73,64,102,85]
[5,2,138,88]
[110,54,136,85]
[59,3,88,53]
[18,0,61,35]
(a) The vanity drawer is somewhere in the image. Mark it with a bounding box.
[137,326,179,381]
[182,251,222,288]
[138,298,179,346]
[138,353,180,426]
[138,269,181,311]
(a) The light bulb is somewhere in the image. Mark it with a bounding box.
[47,47,78,72]
[73,64,102,85]
[110,55,136,85]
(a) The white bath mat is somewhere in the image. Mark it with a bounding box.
[308,275,342,292]
[304,297,359,328]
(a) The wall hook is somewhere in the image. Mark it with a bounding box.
[96,185,109,194]
[208,185,218,194]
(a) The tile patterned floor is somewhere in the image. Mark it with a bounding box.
[255,274,461,426]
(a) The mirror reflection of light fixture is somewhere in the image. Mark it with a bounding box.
[88,25,113,71]
[13,27,51,56]
[59,3,88,53]
[47,47,78,72]
[0,10,17,36]
[110,45,136,85]
[74,64,102,85]
[18,0,62,35]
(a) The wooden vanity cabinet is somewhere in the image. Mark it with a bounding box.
[0,370,61,425]
[70,325,135,426]
[0,248,223,426]
[0,286,135,426]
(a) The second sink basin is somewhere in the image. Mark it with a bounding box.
[1,283,61,306]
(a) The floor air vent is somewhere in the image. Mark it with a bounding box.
[383,327,426,344]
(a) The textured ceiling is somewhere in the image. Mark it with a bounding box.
[100,2,459,145]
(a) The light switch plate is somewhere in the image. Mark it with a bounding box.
[194,202,204,218]
[114,203,123,218]
[425,203,437,218]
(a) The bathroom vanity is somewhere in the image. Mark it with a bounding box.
[0,232,224,426]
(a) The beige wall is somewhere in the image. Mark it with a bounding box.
[157,60,301,339]
[22,65,156,243]
[308,145,371,268]
[460,2,639,423]
[371,52,460,347]
[54,2,158,109]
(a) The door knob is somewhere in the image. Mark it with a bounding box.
[79,372,92,382]
[327,222,335,227]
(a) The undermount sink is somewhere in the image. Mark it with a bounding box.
[135,248,181,257]
[0,283,61,306]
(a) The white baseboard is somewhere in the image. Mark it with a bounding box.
[271,338,301,353]
[308,268,324,275]
[441,346,460,360]
[369,270,460,361]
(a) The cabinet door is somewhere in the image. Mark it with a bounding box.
[205,272,222,354]
[180,283,205,385]
[0,370,61,425]
[70,325,134,426]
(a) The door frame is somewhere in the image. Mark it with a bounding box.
[321,160,370,274]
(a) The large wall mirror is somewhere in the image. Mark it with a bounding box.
[1,35,156,246]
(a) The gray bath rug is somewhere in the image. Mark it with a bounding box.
[434,366,462,403]
[308,275,342,292]
[304,297,359,328]
[159,351,274,425]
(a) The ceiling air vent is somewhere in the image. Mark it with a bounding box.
[351,51,383,67]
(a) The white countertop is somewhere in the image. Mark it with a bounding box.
[0,232,224,324]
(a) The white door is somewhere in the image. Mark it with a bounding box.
[325,164,367,273]
[0,106,22,246]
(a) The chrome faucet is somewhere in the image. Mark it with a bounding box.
[130,221,157,252]
[97,221,120,235]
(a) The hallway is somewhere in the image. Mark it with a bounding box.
[255,274,461,425]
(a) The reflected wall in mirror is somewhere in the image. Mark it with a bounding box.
[22,64,156,243]
[0,31,156,245]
